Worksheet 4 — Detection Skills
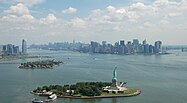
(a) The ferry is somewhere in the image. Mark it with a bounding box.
[49,94,57,100]
[45,94,57,102]
[31,98,43,103]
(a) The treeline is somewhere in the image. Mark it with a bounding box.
[33,82,112,96]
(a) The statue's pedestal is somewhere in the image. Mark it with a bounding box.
[103,86,127,94]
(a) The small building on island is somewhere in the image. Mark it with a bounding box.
[103,67,127,93]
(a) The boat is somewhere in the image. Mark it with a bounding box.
[31,98,43,103]
[48,94,57,100]
[45,94,57,102]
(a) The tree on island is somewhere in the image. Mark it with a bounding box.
[33,82,112,96]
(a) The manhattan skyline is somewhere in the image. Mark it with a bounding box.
[0,0,187,45]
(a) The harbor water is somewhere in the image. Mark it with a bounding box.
[0,49,187,103]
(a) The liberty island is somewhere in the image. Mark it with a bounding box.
[32,67,140,100]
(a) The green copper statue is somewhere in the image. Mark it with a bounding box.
[113,67,117,80]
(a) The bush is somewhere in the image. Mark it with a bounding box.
[80,86,95,96]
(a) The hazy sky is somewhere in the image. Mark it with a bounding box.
[0,0,187,45]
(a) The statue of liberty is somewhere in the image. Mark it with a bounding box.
[113,66,117,80]
[111,66,118,87]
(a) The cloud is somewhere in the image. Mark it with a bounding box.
[62,7,77,14]
[153,0,169,6]
[130,2,148,10]
[177,0,187,12]
[2,14,18,21]
[105,6,140,21]
[143,22,152,27]
[70,17,86,28]
[40,14,57,24]
[160,20,170,25]
[4,3,30,15]
[2,3,35,22]
[90,9,102,16]
[13,0,45,7]
[106,5,116,14]
[2,14,35,22]
[0,0,45,6]
[168,12,182,17]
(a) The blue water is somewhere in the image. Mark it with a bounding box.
[0,49,187,103]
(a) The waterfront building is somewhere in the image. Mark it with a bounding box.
[133,39,139,45]
[119,40,125,54]
[127,41,131,45]
[2,45,7,54]
[7,44,13,55]
[142,39,148,53]
[1,40,28,56]
[3,45,7,52]
[149,45,154,54]
[145,44,150,53]
[143,45,146,53]
[2,44,20,56]
[120,40,125,46]
[137,44,143,53]
[13,46,19,54]
[154,41,162,53]
[114,42,119,54]
[103,67,127,93]
[90,41,95,53]
[126,41,133,54]
[102,41,107,47]
[132,39,139,53]
[101,41,107,53]
[0,52,2,59]
[143,39,146,45]
[90,41,102,53]
[80,44,90,53]
[22,39,27,54]
[118,46,125,55]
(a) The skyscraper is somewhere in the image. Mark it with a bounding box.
[133,39,139,45]
[143,39,147,45]
[7,44,13,55]
[154,41,162,53]
[13,46,19,54]
[132,39,139,53]
[119,40,125,54]
[144,44,150,53]
[22,39,27,54]
[120,40,125,46]
[2,45,7,53]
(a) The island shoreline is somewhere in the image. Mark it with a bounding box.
[31,89,141,99]
[59,89,141,99]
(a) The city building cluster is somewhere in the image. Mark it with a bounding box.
[1,39,27,57]
[80,39,162,54]
[29,39,162,55]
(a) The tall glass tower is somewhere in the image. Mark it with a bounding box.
[22,39,27,54]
